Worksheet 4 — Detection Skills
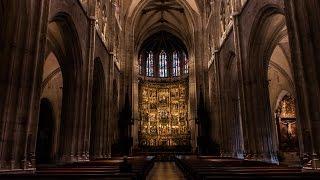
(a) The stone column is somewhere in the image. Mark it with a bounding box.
[213,50,223,153]
[220,89,228,156]
[209,53,221,145]
[0,0,50,170]
[188,52,197,152]
[107,54,115,158]
[224,87,233,157]
[25,0,51,168]
[82,1,96,161]
[232,12,247,159]
[221,67,243,158]
[285,0,320,167]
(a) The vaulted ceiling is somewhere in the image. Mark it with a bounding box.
[127,0,199,17]
[129,0,198,51]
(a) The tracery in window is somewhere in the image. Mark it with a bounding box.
[146,52,154,77]
[173,51,180,77]
[138,31,188,78]
[159,51,168,78]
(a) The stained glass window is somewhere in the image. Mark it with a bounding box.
[183,53,189,74]
[146,51,154,77]
[159,51,168,77]
[173,51,180,76]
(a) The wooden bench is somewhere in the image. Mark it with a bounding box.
[0,156,155,180]
[175,156,320,179]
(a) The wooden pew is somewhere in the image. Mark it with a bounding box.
[0,156,155,180]
[175,155,320,180]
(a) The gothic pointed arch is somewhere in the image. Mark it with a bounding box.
[244,4,300,163]
[42,12,84,162]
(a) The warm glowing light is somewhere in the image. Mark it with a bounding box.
[139,82,190,147]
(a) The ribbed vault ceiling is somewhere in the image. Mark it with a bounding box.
[139,31,188,54]
[131,0,196,51]
[128,0,199,17]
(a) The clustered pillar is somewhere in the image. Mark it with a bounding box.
[0,0,50,169]
[285,0,320,166]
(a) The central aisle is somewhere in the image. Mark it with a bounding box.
[147,162,185,180]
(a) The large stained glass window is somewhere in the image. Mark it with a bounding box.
[159,51,168,77]
[140,50,188,78]
[173,51,180,77]
[146,51,154,77]
[138,31,188,78]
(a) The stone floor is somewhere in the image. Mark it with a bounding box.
[147,162,185,180]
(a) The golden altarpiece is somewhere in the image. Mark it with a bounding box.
[138,81,190,148]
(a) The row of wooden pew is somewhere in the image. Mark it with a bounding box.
[175,155,320,179]
[0,156,155,179]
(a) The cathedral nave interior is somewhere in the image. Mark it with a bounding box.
[0,0,320,179]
